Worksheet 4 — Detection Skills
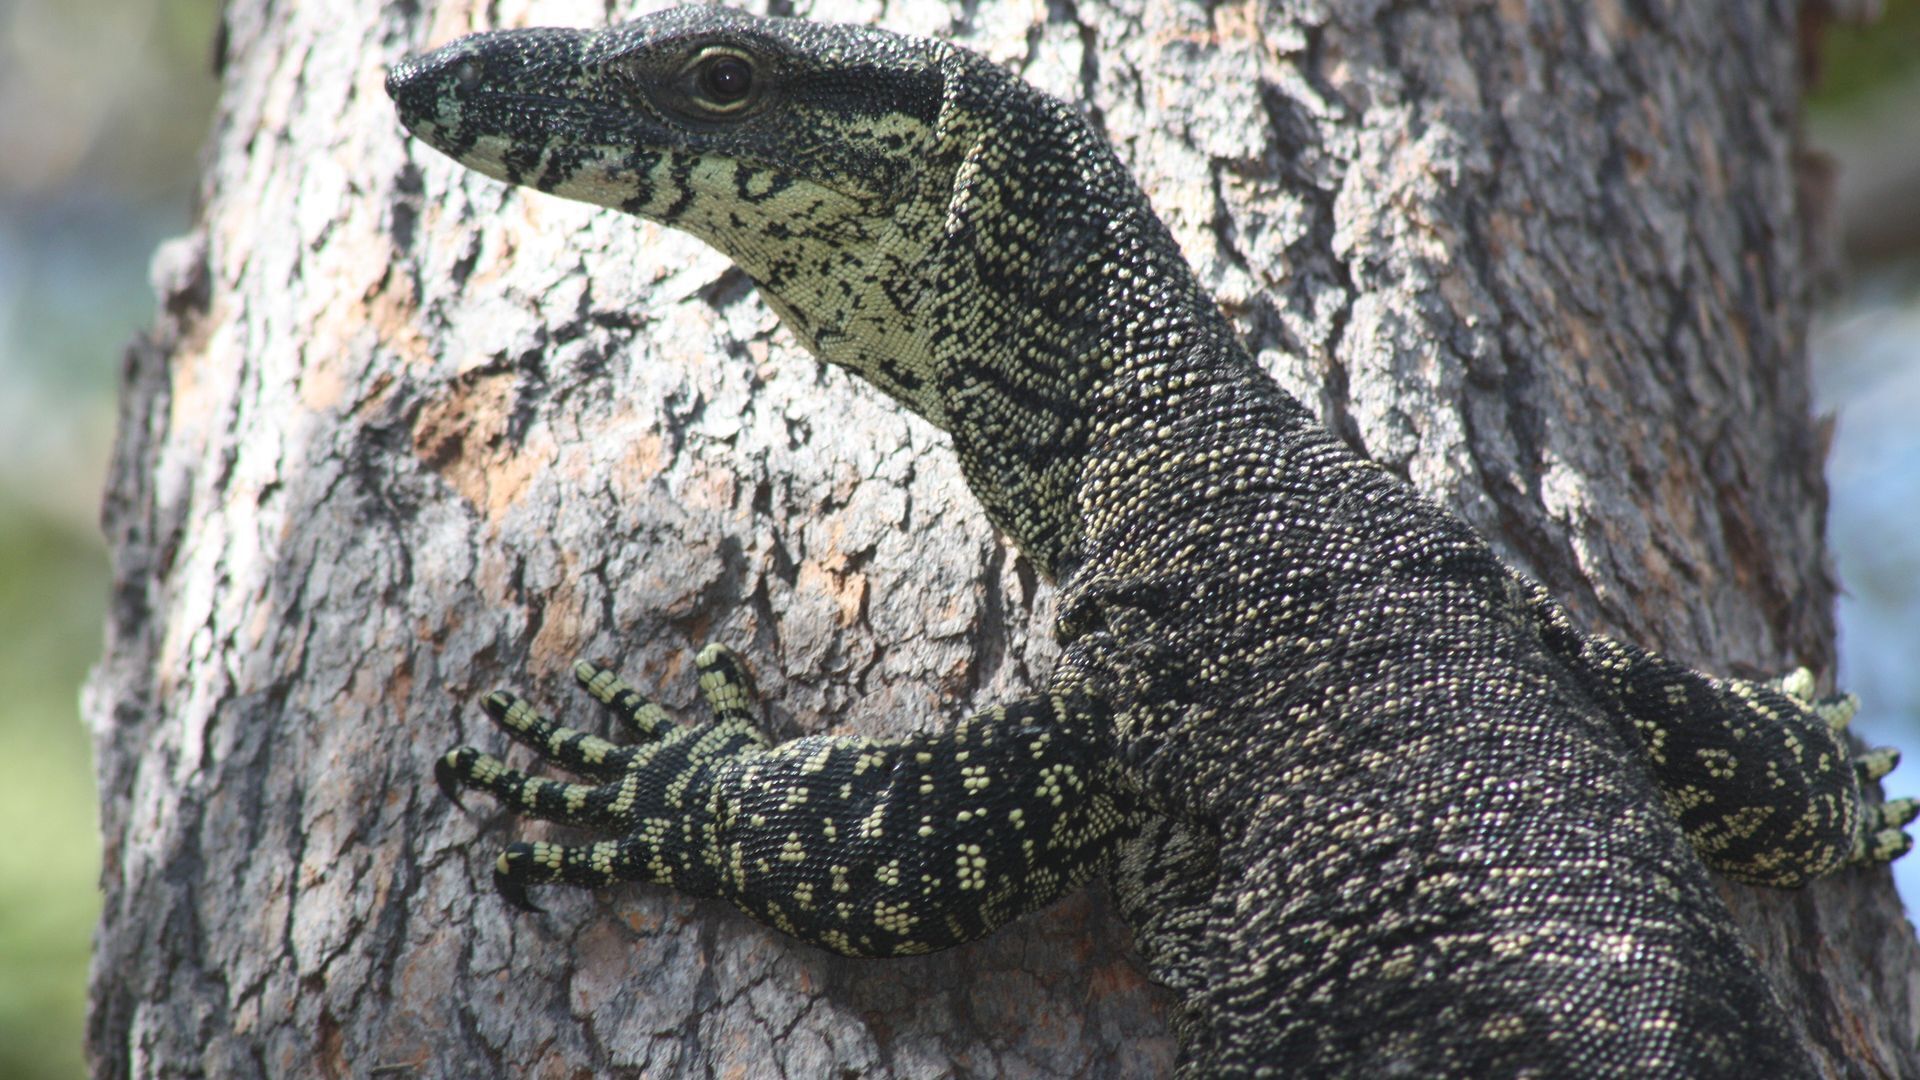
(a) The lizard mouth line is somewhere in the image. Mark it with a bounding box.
[403,91,882,212]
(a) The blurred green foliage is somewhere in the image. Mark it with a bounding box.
[0,496,110,1080]
[0,0,221,1076]
[1813,0,1920,112]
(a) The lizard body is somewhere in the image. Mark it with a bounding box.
[388,8,1916,1074]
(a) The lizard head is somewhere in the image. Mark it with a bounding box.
[392,7,1192,574]
[388,6,981,420]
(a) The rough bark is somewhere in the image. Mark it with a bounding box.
[87,0,1918,1076]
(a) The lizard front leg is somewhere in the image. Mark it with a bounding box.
[437,644,1138,956]
[1516,576,1918,885]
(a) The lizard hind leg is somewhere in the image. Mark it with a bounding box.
[1776,668,1920,869]
[1520,577,1919,885]
[1679,669,1918,884]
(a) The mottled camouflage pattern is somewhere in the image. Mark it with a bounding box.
[389,7,1915,1075]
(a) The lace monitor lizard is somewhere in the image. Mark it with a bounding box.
[387,7,1918,1075]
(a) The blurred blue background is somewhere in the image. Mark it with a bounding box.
[0,2,1913,1076]
[0,1,218,1076]
[1808,0,1920,912]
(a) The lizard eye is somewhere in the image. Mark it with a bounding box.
[688,49,757,114]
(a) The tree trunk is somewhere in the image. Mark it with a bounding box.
[87,0,1918,1076]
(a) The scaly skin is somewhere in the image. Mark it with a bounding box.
[388,8,1915,1075]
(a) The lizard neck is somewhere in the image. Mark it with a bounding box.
[921,80,1295,580]
[922,216,1182,576]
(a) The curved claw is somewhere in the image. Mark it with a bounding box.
[1857,747,1901,783]
[1872,797,1920,832]
[434,752,468,808]
[1775,667,1859,729]
[1857,827,1914,866]
[1777,666,1816,703]
[1813,693,1860,732]
[495,847,544,913]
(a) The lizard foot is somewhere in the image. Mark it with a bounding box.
[435,643,771,910]
[1774,668,1918,872]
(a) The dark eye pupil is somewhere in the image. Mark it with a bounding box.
[702,56,752,102]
